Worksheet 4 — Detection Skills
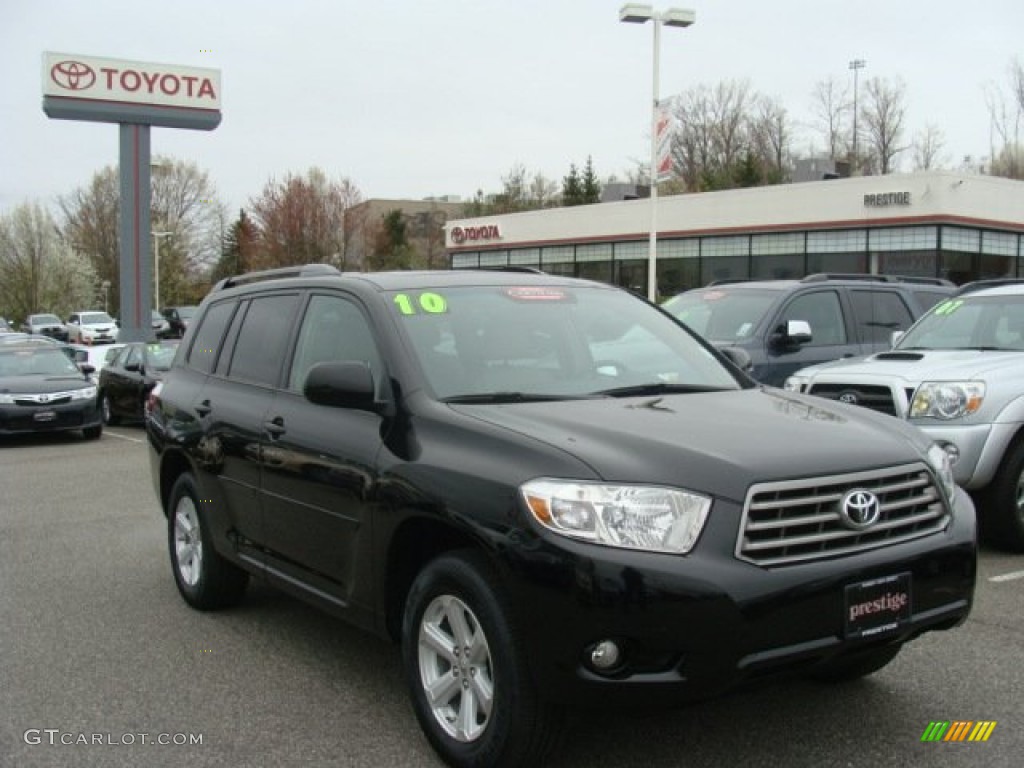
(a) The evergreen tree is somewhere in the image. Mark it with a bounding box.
[562,163,583,206]
[581,156,602,203]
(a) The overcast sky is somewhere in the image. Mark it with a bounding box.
[2,0,1021,217]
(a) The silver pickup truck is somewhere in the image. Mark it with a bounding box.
[784,280,1024,552]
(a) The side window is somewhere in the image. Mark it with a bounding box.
[227,294,301,386]
[186,300,236,375]
[780,291,846,345]
[288,294,381,392]
[850,290,915,344]
[124,346,143,368]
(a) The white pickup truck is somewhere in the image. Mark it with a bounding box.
[785,280,1024,552]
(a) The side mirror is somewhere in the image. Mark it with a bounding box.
[772,319,813,347]
[125,362,141,373]
[304,361,377,410]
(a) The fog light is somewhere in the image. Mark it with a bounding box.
[940,441,960,466]
[590,640,621,670]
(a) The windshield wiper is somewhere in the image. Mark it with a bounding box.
[591,382,728,398]
[442,392,602,404]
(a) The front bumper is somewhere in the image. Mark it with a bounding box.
[508,487,976,707]
[0,399,102,435]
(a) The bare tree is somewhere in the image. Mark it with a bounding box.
[810,76,850,162]
[750,96,793,181]
[249,168,361,270]
[59,167,120,311]
[860,76,908,174]
[985,58,1024,179]
[0,202,97,321]
[911,124,946,170]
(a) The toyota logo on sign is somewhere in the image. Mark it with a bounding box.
[51,60,96,91]
[838,391,859,405]
[839,489,881,529]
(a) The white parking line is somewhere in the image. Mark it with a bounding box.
[988,570,1024,583]
[104,429,145,444]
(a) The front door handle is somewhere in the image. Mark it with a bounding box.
[264,416,286,438]
[195,399,212,417]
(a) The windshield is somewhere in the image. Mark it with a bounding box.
[662,289,778,342]
[81,312,114,324]
[896,294,1024,351]
[0,347,81,377]
[390,284,742,401]
[31,314,62,325]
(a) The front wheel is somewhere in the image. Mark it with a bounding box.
[167,473,248,610]
[980,440,1024,552]
[402,551,564,768]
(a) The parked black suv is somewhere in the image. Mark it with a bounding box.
[662,274,955,387]
[147,266,975,768]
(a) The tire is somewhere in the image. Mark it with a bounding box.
[82,424,102,440]
[100,393,119,426]
[980,440,1024,552]
[402,551,564,768]
[167,473,248,610]
[808,643,902,683]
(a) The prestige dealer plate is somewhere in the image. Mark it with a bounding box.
[845,572,912,639]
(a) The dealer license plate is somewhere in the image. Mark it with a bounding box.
[844,572,912,639]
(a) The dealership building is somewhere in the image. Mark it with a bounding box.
[444,171,1024,296]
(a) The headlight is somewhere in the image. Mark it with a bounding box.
[520,479,710,554]
[0,393,13,404]
[69,386,98,401]
[926,442,957,508]
[783,374,809,393]
[910,382,985,420]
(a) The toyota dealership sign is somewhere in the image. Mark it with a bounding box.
[42,51,221,129]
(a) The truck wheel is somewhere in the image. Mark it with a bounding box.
[402,551,564,768]
[168,473,248,610]
[981,440,1024,552]
[808,643,902,683]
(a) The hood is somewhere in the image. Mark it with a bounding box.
[451,388,930,503]
[0,375,93,395]
[805,349,1024,384]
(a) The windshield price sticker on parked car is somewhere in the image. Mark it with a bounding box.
[393,292,449,316]
[933,299,965,316]
[503,287,574,302]
[845,572,912,639]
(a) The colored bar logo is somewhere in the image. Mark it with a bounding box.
[921,721,997,742]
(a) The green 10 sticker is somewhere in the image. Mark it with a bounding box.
[393,292,449,315]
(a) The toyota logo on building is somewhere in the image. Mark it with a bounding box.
[51,60,96,91]
[839,489,882,529]
[450,224,501,245]
[838,390,859,405]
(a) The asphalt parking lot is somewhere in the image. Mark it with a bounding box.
[1,426,1022,768]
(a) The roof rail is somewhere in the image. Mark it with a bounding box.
[955,278,1024,295]
[801,273,954,286]
[705,278,754,286]
[495,266,547,274]
[212,264,342,292]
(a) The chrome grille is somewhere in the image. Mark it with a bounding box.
[736,463,950,566]
[806,382,899,416]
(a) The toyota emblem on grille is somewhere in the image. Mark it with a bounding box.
[838,390,859,405]
[37,394,51,403]
[51,60,96,91]
[840,489,881,529]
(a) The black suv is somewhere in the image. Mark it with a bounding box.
[662,274,955,387]
[147,266,975,768]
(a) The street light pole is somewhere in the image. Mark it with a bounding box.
[849,59,866,175]
[151,231,172,311]
[620,4,695,302]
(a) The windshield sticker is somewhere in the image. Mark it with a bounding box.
[933,299,964,316]
[703,291,727,301]
[393,292,449,316]
[504,287,573,302]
